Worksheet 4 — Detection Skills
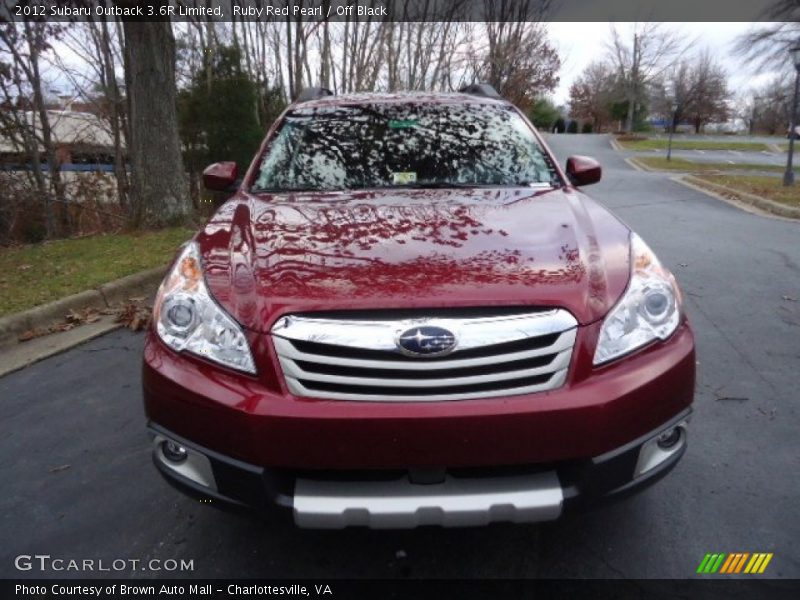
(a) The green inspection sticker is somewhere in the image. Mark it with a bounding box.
[388,119,418,129]
[392,172,417,184]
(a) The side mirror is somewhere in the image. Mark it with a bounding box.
[202,161,238,192]
[566,155,602,186]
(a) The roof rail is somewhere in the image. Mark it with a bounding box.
[295,87,334,103]
[458,83,502,99]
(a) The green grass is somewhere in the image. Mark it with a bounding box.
[0,227,193,317]
[616,138,772,152]
[693,174,800,209]
[636,157,785,173]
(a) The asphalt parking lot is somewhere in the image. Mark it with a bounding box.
[637,147,785,167]
[1,134,798,579]
[615,133,788,167]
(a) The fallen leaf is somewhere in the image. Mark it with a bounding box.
[715,396,749,402]
[114,300,151,331]
[783,295,797,302]
[65,307,101,325]
[17,264,32,271]
[49,464,71,474]
[18,329,41,342]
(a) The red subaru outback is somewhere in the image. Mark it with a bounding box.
[143,85,694,528]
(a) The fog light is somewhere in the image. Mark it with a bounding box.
[657,427,681,449]
[162,440,188,463]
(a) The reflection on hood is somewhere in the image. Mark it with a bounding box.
[198,187,631,331]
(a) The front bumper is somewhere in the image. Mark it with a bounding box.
[143,323,695,469]
[150,409,690,528]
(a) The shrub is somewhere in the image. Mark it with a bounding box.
[567,120,578,134]
[581,122,594,134]
[554,117,566,133]
[529,98,560,131]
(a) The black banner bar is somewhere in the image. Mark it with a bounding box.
[4,579,800,600]
[0,0,780,23]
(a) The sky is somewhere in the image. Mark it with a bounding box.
[547,22,784,105]
[43,21,784,109]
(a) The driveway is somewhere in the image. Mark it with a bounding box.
[1,133,798,579]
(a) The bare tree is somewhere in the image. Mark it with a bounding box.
[466,1,560,109]
[52,20,130,208]
[749,76,794,134]
[0,21,69,237]
[607,23,686,132]
[682,52,730,133]
[735,1,800,70]
[380,2,468,93]
[651,50,731,133]
[568,61,618,132]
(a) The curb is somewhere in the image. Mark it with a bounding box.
[609,137,624,152]
[0,315,124,379]
[0,265,166,348]
[674,176,800,221]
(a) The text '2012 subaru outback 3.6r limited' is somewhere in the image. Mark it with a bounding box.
[143,85,695,528]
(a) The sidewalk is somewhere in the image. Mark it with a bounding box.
[0,266,164,377]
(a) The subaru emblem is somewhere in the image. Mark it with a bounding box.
[396,326,457,357]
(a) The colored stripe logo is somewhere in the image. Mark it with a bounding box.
[697,553,773,574]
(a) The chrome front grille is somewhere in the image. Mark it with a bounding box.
[270,309,578,402]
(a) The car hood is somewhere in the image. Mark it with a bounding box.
[197,187,632,332]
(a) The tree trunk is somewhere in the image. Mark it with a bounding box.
[625,96,635,134]
[625,34,639,133]
[122,21,190,228]
[99,19,129,209]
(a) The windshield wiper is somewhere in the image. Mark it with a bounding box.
[401,181,556,189]
[516,181,557,188]
[390,182,482,189]
[250,186,323,194]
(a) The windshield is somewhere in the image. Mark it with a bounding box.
[252,102,559,193]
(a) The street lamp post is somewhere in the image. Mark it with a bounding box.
[667,101,678,162]
[783,45,800,186]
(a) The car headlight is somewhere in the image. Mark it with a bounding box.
[593,233,682,365]
[153,241,256,374]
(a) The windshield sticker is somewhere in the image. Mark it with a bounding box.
[388,119,419,129]
[392,172,417,184]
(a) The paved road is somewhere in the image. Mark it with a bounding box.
[1,134,799,579]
